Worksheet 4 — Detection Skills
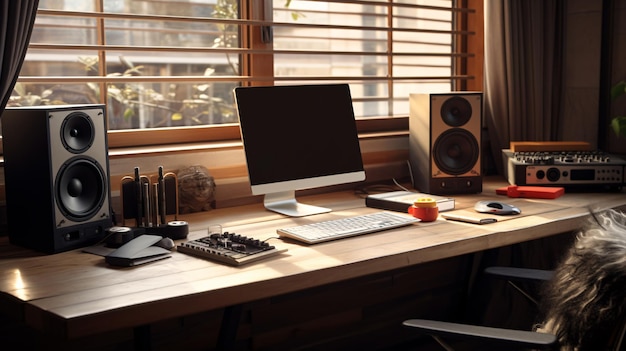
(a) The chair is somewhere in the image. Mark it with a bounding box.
[483,266,554,306]
[403,209,626,351]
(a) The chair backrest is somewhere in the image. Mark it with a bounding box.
[537,209,626,351]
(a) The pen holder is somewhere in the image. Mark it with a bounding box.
[408,198,439,222]
[120,167,181,234]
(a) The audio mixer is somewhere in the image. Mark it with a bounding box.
[178,231,287,266]
[503,149,626,190]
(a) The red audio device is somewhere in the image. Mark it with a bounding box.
[496,185,565,199]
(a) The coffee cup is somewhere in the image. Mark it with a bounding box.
[408,197,439,222]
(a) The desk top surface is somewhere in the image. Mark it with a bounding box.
[1,176,625,338]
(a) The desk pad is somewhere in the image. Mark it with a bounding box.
[441,198,566,224]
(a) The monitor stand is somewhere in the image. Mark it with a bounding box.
[264,191,331,217]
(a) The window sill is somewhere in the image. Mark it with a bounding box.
[0,119,410,213]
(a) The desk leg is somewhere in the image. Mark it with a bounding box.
[217,305,242,351]
[134,324,152,351]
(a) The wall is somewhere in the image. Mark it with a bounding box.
[561,1,603,145]
[106,134,410,218]
[561,0,626,153]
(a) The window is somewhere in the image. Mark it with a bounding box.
[11,0,481,149]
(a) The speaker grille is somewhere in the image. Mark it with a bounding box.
[55,156,107,222]
[433,128,480,175]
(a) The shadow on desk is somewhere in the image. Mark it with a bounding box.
[0,236,47,259]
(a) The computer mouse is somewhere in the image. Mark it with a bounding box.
[474,200,521,215]
[153,237,175,250]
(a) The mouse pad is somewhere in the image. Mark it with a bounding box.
[441,199,566,224]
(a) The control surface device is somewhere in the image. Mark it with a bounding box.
[178,232,287,266]
[503,149,626,189]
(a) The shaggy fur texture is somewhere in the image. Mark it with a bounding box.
[537,209,626,350]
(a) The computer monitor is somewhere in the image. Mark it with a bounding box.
[234,84,365,217]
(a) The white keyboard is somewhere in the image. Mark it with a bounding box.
[277,211,419,244]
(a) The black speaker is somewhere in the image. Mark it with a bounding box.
[2,105,112,253]
[409,92,483,195]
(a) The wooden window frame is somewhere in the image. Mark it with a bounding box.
[10,0,484,153]
[110,0,483,151]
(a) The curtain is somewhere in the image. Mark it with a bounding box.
[474,0,574,329]
[0,0,39,115]
[483,0,565,175]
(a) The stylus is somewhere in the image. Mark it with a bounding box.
[443,214,497,225]
[141,176,151,227]
[134,167,143,227]
[158,166,167,225]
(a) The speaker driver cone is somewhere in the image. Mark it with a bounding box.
[433,128,479,175]
[56,157,106,221]
[440,96,472,127]
[61,112,95,153]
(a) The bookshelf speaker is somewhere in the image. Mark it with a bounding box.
[409,92,483,195]
[2,105,112,253]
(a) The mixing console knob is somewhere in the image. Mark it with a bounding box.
[536,170,545,180]
[546,167,561,182]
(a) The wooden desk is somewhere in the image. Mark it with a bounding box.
[1,177,625,349]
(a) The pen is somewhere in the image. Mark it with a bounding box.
[164,172,179,220]
[120,176,134,226]
[142,179,151,227]
[158,166,166,225]
[134,167,143,227]
[152,183,159,226]
[442,214,497,225]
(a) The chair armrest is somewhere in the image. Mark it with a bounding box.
[485,266,555,282]
[402,319,557,349]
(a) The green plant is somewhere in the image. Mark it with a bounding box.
[609,80,626,137]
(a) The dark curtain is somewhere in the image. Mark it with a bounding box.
[484,0,566,175]
[473,0,575,331]
[0,0,39,115]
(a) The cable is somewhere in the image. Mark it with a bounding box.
[354,179,415,199]
[392,178,411,192]
[406,159,415,187]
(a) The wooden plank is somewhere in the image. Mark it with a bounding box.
[509,141,592,152]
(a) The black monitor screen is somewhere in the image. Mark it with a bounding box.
[234,84,364,189]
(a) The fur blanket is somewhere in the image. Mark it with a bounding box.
[537,209,626,350]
